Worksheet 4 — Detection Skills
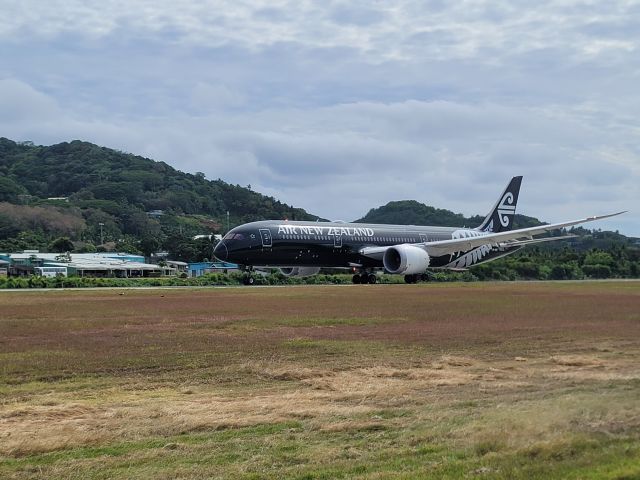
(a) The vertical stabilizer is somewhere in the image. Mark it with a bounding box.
[476,176,523,233]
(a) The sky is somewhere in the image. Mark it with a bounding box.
[1,0,638,235]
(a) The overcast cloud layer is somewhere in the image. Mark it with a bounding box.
[1,0,638,234]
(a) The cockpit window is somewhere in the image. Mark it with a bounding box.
[224,233,245,241]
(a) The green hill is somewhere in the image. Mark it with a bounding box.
[0,138,320,259]
[356,199,543,229]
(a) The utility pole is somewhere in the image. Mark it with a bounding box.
[99,222,104,245]
[226,211,230,233]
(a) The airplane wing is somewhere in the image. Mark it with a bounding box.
[499,234,577,247]
[360,211,625,260]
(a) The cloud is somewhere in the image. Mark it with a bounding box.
[0,79,59,122]
[0,1,638,235]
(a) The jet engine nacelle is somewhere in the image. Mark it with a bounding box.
[383,244,430,275]
[279,267,321,277]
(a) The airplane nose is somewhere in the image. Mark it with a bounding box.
[213,241,228,261]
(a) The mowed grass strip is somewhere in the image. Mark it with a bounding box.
[1,281,639,478]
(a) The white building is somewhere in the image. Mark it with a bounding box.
[1,252,175,278]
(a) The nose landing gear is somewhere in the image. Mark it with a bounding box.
[241,266,255,286]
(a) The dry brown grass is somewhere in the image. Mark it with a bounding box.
[550,355,605,367]
[2,348,637,457]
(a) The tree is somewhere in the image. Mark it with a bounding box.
[115,237,143,254]
[75,242,97,253]
[140,236,160,257]
[582,264,612,278]
[584,250,615,267]
[49,237,74,253]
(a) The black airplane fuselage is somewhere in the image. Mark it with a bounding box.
[214,220,520,270]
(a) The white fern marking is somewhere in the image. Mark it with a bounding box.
[446,243,492,268]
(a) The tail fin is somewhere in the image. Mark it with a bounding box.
[476,176,523,233]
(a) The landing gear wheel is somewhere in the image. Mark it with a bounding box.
[242,275,255,286]
[367,273,377,284]
[404,274,418,284]
[352,274,361,284]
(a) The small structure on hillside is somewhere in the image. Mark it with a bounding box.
[146,210,164,218]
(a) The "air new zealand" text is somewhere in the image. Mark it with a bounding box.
[277,225,375,236]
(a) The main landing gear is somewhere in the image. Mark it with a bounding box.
[404,273,431,284]
[352,272,378,284]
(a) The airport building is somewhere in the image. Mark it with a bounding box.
[187,261,239,277]
[0,258,9,277]
[0,252,176,278]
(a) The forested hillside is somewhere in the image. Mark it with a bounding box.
[0,138,319,259]
[357,200,543,229]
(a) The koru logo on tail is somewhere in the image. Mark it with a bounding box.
[497,192,516,227]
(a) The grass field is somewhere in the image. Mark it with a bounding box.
[1,281,639,479]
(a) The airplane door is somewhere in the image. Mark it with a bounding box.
[259,229,272,248]
[419,234,428,243]
[333,231,342,248]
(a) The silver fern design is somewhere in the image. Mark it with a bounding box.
[446,229,492,268]
[445,244,492,268]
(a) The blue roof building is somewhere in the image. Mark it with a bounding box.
[188,261,239,277]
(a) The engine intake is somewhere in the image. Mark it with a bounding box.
[279,267,321,277]
[383,245,430,275]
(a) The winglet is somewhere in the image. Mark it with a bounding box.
[590,211,627,220]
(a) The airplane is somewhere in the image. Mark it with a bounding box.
[212,176,625,285]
